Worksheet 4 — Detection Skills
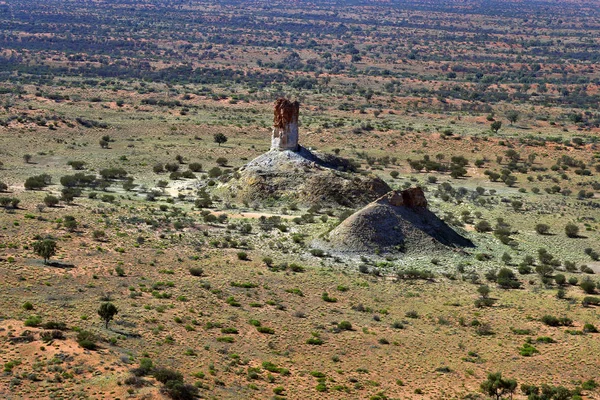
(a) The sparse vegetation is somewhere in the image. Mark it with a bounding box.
[0,1,599,398]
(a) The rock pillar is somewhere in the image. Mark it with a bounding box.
[271,98,299,151]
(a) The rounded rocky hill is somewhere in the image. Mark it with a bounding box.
[318,188,474,255]
[218,146,391,207]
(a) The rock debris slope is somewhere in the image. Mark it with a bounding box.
[321,188,475,254]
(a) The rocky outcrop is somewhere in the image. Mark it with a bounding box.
[218,147,390,207]
[216,99,391,207]
[377,187,427,208]
[317,188,474,255]
[271,98,299,151]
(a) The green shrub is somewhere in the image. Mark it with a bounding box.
[261,361,289,375]
[391,321,404,329]
[76,330,98,350]
[565,223,579,238]
[582,296,600,307]
[226,296,240,307]
[189,163,202,172]
[497,268,521,289]
[338,321,352,331]
[518,265,533,274]
[519,342,539,357]
[153,367,183,384]
[24,315,42,327]
[535,224,550,235]
[306,336,324,345]
[580,279,596,294]
[582,379,598,390]
[322,292,337,303]
[540,315,572,327]
[536,336,555,343]
[256,326,275,334]
[163,380,198,400]
[273,387,285,395]
[554,274,566,285]
[43,321,67,330]
[43,195,60,207]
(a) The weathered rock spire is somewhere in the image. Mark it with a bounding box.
[271,98,299,151]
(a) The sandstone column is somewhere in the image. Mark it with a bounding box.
[271,98,299,151]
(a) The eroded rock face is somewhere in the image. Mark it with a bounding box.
[317,186,474,255]
[378,187,428,208]
[271,98,299,151]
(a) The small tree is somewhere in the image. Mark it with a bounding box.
[98,302,118,329]
[23,154,32,163]
[63,216,78,232]
[475,220,492,233]
[153,163,165,173]
[188,162,202,172]
[44,195,60,207]
[478,284,491,299]
[33,239,57,264]
[480,372,517,400]
[491,121,502,133]
[213,133,228,146]
[535,224,550,235]
[506,110,519,125]
[565,223,579,238]
[504,175,517,187]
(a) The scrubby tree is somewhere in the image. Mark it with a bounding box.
[480,372,517,400]
[44,195,60,207]
[497,268,520,289]
[478,284,491,299]
[506,110,519,125]
[565,223,579,238]
[188,163,202,172]
[535,224,550,235]
[213,133,228,146]
[24,174,51,190]
[475,220,493,233]
[491,120,502,133]
[153,163,165,173]
[63,215,78,232]
[503,175,517,187]
[98,302,118,329]
[33,239,57,264]
[23,154,32,163]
